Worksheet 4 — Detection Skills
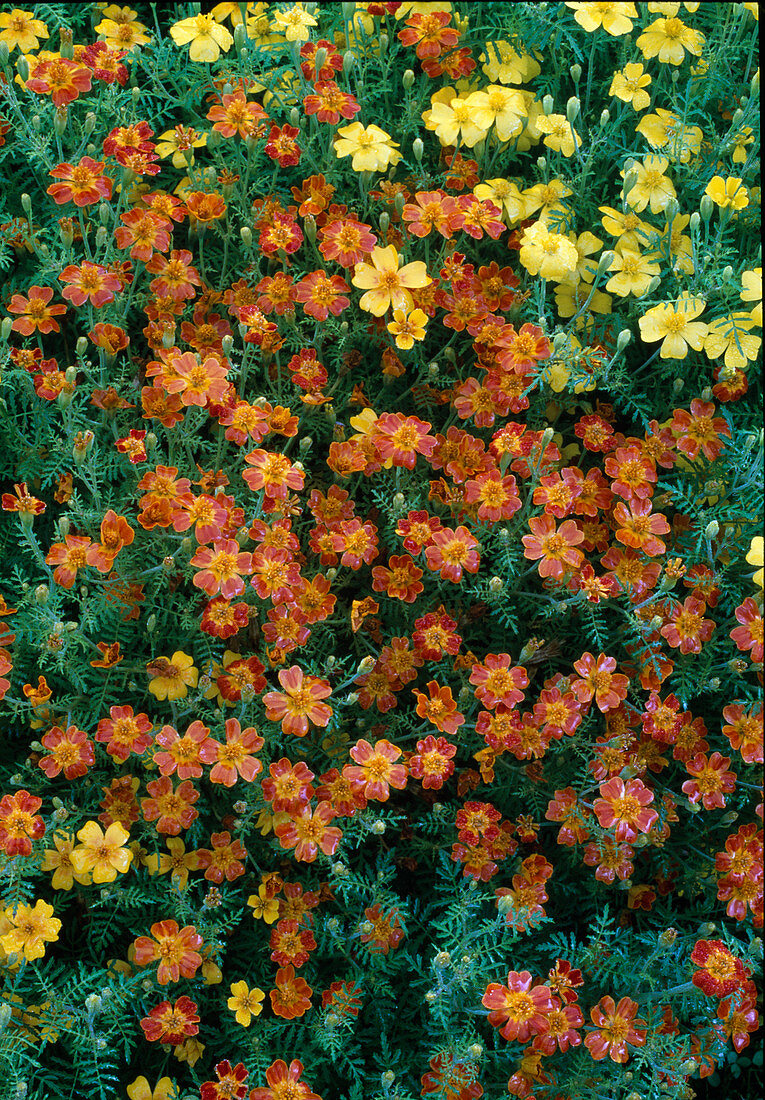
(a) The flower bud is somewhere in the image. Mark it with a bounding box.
[343,50,355,75]
[16,56,29,81]
[721,265,734,284]
[542,94,554,115]
[699,193,715,221]
[240,226,253,248]
[425,990,437,1002]
[659,927,678,946]
[95,226,108,248]
[289,107,300,128]
[0,42,9,68]
[570,63,582,83]
[371,819,386,834]
[412,137,424,163]
[646,275,662,294]
[566,96,580,123]
[704,520,719,540]
[600,108,610,127]
[381,1071,395,1087]
[21,193,31,214]
[58,516,70,538]
[402,68,415,90]
[54,106,68,135]
[1,317,12,341]
[536,155,546,171]
[597,250,616,276]
[342,1,356,18]
[616,329,631,351]
[357,655,375,676]
[313,47,327,73]
[379,33,388,52]
[304,213,317,242]
[672,377,684,394]
[488,576,504,593]
[434,951,451,968]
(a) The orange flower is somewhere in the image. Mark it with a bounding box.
[343,739,407,802]
[269,965,312,1020]
[45,534,92,589]
[26,58,92,106]
[85,510,134,572]
[413,681,465,736]
[47,156,112,206]
[522,515,584,580]
[2,482,46,527]
[186,191,227,224]
[408,735,457,789]
[0,790,44,857]
[96,705,153,762]
[134,920,203,985]
[39,725,94,780]
[209,719,264,786]
[190,539,253,599]
[613,500,670,557]
[424,525,480,583]
[593,777,658,842]
[482,970,554,1042]
[7,285,67,335]
[243,450,304,500]
[263,666,332,738]
[274,802,342,863]
[153,721,218,781]
[371,555,424,603]
[572,652,630,713]
[206,91,268,139]
[584,996,647,1063]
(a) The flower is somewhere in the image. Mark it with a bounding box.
[169,13,233,61]
[227,980,265,1026]
[343,739,408,801]
[153,720,218,780]
[746,536,764,588]
[47,157,112,207]
[565,3,637,35]
[269,965,313,1019]
[263,666,333,737]
[482,970,554,1042]
[690,940,750,997]
[636,14,704,64]
[609,62,652,110]
[424,525,481,583]
[271,3,317,40]
[333,122,401,172]
[6,285,67,335]
[704,313,761,371]
[522,515,584,579]
[0,790,45,857]
[352,245,431,316]
[147,652,199,701]
[249,1059,320,1100]
[638,294,708,358]
[70,821,132,883]
[140,996,200,1044]
[413,681,465,735]
[572,652,630,713]
[134,920,203,985]
[387,307,428,349]
[425,92,489,148]
[705,176,749,211]
[274,802,342,863]
[41,832,92,890]
[0,9,48,51]
[584,995,647,1062]
[593,777,658,841]
[1,900,61,962]
[519,222,579,281]
[126,1077,178,1100]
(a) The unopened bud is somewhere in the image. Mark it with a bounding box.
[313,47,327,73]
[304,213,316,242]
[700,193,714,221]
[597,250,616,275]
[357,655,375,676]
[16,56,29,81]
[412,137,424,163]
[21,193,31,214]
[570,63,582,84]
[672,377,684,393]
[379,212,389,235]
[371,819,386,834]
[646,275,662,294]
[146,614,157,633]
[434,951,450,968]
[343,50,354,75]
[54,107,68,135]
[58,516,70,538]
[566,96,580,123]
[0,317,12,341]
[704,520,719,540]
[289,107,300,128]
[95,226,108,248]
[0,42,9,68]
[700,386,712,401]
[402,68,415,90]
[542,94,554,115]
[721,265,734,283]
[659,927,678,946]
[240,226,253,248]
[616,329,631,351]
[536,155,547,171]
[379,32,388,52]
[600,108,610,127]
[488,576,504,593]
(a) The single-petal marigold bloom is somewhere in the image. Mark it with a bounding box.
[59,261,121,308]
[25,57,92,106]
[613,499,670,557]
[690,939,750,998]
[39,724,94,780]
[96,705,153,762]
[470,654,528,710]
[243,450,304,499]
[1,899,61,962]
[295,270,350,321]
[373,412,437,469]
[682,752,737,810]
[45,534,92,590]
[408,735,457,790]
[661,596,716,655]
[209,718,264,786]
[186,190,227,224]
[671,398,731,461]
[371,554,424,603]
[638,293,708,359]
[0,790,44,857]
[70,821,132,883]
[269,965,313,1020]
[145,249,201,301]
[333,122,401,173]
[0,8,48,52]
[303,80,360,125]
[227,980,265,1026]
[343,739,408,802]
[593,776,658,842]
[1,482,46,525]
[190,539,252,599]
[140,996,200,1044]
[47,156,112,206]
[319,216,377,267]
[249,1059,320,1100]
[424,525,481,583]
[584,995,647,1062]
[573,652,630,714]
[7,284,67,335]
[413,680,465,736]
[147,652,198,702]
[522,515,584,580]
[169,12,232,61]
[207,90,267,138]
[263,666,332,738]
[482,970,554,1042]
[352,245,430,316]
[153,720,218,781]
[565,2,637,36]
[134,919,203,985]
[636,14,704,66]
[274,802,342,863]
[261,758,315,814]
[730,597,763,663]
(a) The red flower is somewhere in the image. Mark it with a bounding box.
[141,777,199,835]
[95,706,153,762]
[140,996,199,1044]
[522,515,584,579]
[209,718,263,786]
[584,995,647,1063]
[413,680,465,736]
[26,58,92,106]
[613,499,671,556]
[343,739,407,801]
[730,597,763,663]
[274,802,342,863]
[200,1061,248,1100]
[39,725,94,780]
[0,790,44,857]
[572,652,630,713]
[682,752,737,810]
[464,470,522,522]
[671,398,731,461]
[373,412,437,468]
[424,525,480,583]
[482,970,554,1042]
[295,270,350,321]
[398,10,460,58]
[303,80,360,125]
[371,554,424,603]
[690,940,750,997]
[7,285,67,335]
[264,124,301,167]
[408,735,457,789]
[153,721,218,781]
[47,156,112,206]
[661,596,716,654]
[470,654,528,710]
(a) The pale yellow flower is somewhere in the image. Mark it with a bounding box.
[740,267,762,326]
[636,15,704,65]
[635,108,703,163]
[387,308,428,350]
[70,821,133,884]
[270,3,317,41]
[352,246,430,316]
[464,85,526,142]
[519,222,579,281]
[704,176,749,211]
[424,95,488,148]
[169,13,233,62]
[746,536,764,589]
[606,250,661,297]
[0,9,48,51]
[638,293,708,359]
[155,126,207,169]
[126,1078,178,1100]
[609,62,652,110]
[522,179,573,221]
[1,900,61,962]
[703,314,761,370]
[95,16,150,50]
[624,154,676,214]
[334,122,401,172]
[537,113,580,157]
[479,39,541,83]
[554,281,612,318]
[565,2,638,35]
[473,178,526,223]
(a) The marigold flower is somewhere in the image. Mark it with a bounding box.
[661,596,716,654]
[147,651,198,702]
[140,996,200,1044]
[690,939,750,997]
[584,995,647,1062]
[274,802,342,863]
[7,284,67,335]
[593,776,658,842]
[413,680,465,736]
[682,752,737,810]
[520,221,579,281]
[39,724,94,780]
[0,8,48,51]
[250,1059,320,1100]
[47,156,112,206]
[59,261,121,308]
[609,61,652,109]
[134,919,203,985]
[566,2,637,34]
[0,790,44,858]
[141,776,200,835]
[334,121,401,172]
[424,525,481,583]
[482,970,554,1042]
[343,739,407,802]
[1,899,61,962]
[263,666,332,738]
[170,12,233,60]
[153,720,218,781]
[70,821,132,883]
[227,980,265,1027]
[352,245,430,317]
[269,965,313,1020]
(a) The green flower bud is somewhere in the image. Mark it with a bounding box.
[403,68,415,89]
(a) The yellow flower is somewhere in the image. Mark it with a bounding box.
[554,281,612,318]
[41,831,92,891]
[352,245,430,317]
[349,408,379,441]
[1,900,61,962]
[473,178,526,223]
[270,3,317,41]
[255,808,290,836]
[70,821,133,884]
[126,1078,178,1100]
[703,313,761,371]
[464,85,526,142]
[746,536,764,589]
[227,980,266,1026]
[565,2,638,35]
[172,1038,204,1066]
[519,221,579,282]
[636,15,704,65]
[704,176,749,211]
[169,13,233,62]
[0,9,48,51]
[155,126,207,169]
[202,954,223,985]
[536,113,580,157]
[394,1,453,17]
[561,231,605,284]
[609,62,652,110]
[247,884,280,922]
[646,211,694,276]
[624,154,676,214]
[333,122,402,172]
[95,16,150,50]
[731,126,755,164]
[387,308,428,350]
[635,108,703,162]
[479,39,541,83]
[147,651,198,701]
[543,333,599,394]
[424,94,488,148]
[522,179,573,221]
[606,249,661,297]
[598,205,652,250]
[740,267,762,326]
[144,837,201,890]
[638,293,708,358]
